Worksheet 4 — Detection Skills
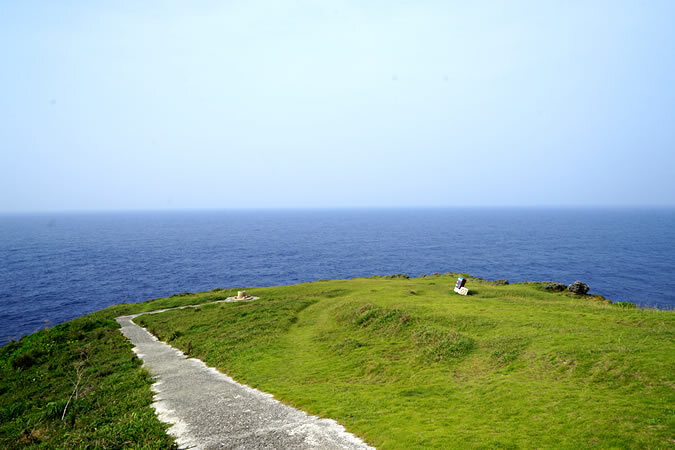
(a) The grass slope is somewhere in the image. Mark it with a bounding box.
[136,275,675,448]
[0,288,241,447]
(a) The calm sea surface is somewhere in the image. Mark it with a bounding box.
[1,208,674,344]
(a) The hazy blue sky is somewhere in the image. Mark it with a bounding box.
[2,0,674,211]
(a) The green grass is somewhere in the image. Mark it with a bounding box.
[2,277,674,448]
[0,287,241,448]
[137,275,675,448]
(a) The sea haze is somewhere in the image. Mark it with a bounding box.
[1,208,673,344]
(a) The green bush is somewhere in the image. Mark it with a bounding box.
[11,352,39,370]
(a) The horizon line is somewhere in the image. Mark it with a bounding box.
[1,205,675,215]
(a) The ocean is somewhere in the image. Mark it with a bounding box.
[1,208,673,344]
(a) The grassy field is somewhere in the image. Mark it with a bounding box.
[136,275,675,448]
[1,275,673,448]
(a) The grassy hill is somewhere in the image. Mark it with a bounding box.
[0,289,234,447]
[2,274,674,448]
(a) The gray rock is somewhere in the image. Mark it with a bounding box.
[567,281,590,295]
[543,282,567,292]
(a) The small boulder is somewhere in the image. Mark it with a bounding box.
[567,281,590,295]
[543,282,567,292]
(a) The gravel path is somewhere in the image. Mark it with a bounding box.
[116,304,373,449]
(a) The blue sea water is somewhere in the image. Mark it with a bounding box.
[1,208,674,344]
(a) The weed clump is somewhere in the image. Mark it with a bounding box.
[10,351,40,370]
[339,304,475,362]
[347,304,414,334]
[315,289,351,298]
[486,336,529,364]
[614,302,636,308]
[168,330,183,342]
[42,400,68,420]
[0,401,26,422]
[368,274,410,279]
[331,338,365,354]
[411,326,475,361]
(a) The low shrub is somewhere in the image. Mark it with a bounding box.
[11,351,40,370]
[614,302,636,308]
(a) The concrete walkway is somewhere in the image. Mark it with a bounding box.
[116,303,373,449]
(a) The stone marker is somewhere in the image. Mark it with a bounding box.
[453,277,469,296]
[455,277,466,290]
[225,291,259,302]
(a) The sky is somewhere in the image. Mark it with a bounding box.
[1,0,674,212]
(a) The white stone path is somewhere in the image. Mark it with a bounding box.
[116,301,373,450]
